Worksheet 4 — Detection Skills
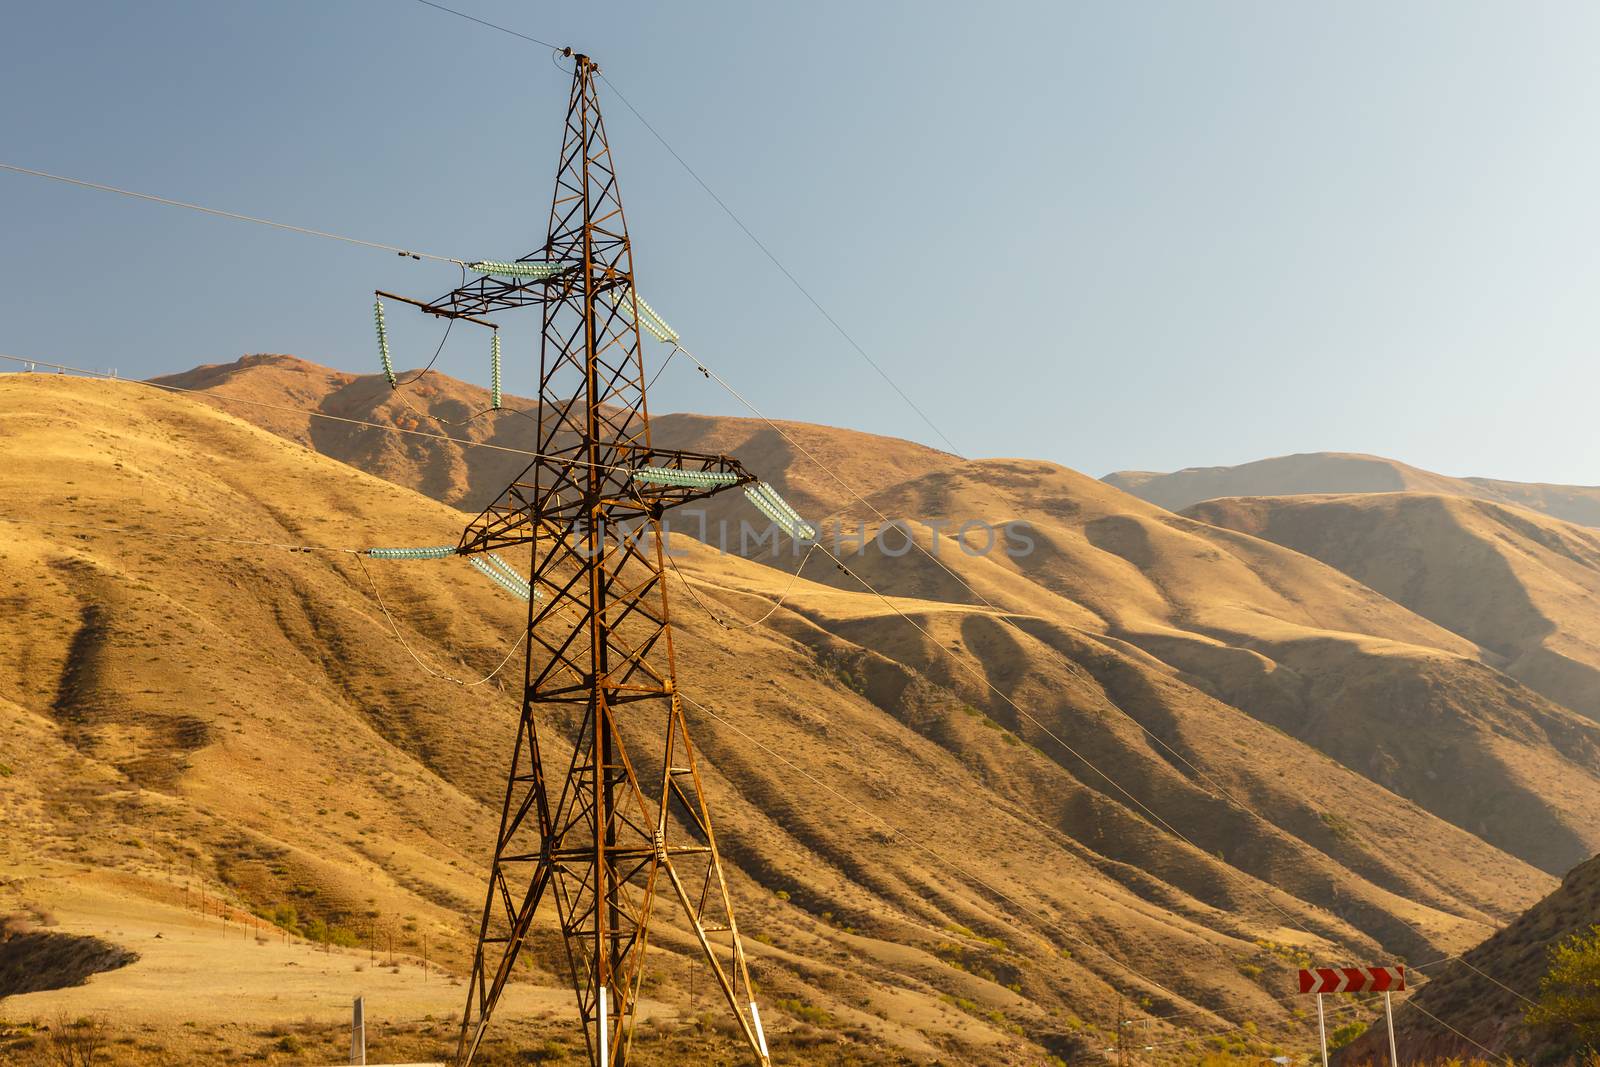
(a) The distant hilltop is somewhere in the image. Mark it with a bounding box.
[1104,450,1600,526]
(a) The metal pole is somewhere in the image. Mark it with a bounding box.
[351,995,366,1066]
[1317,993,1329,1067]
[1385,990,1399,1067]
[1120,1007,1128,1067]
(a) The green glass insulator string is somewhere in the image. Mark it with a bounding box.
[374,298,396,387]
[490,330,502,410]
[630,466,739,488]
[367,545,457,560]
[468,260,571,280]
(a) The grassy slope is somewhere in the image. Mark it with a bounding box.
[0,374,1563,1064]
[822,461,1600,878]
[1188,493,1600,721]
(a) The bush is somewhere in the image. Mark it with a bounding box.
[1328,1020,1367,1050]
[1527,924,1600,1041]
[34,1014,108,1066]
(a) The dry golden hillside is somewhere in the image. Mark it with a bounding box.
[150,354,962,521]
[1105,452,1600,527]
[821,461,1600,877]
[147,357,1600,874]
[4,369,1596,1064]
[1187,493,1600,721]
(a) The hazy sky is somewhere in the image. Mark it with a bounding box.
[4,2,1598,483]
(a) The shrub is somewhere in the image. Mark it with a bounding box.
[1527,924,1600,1041]
[1329,1020,1367,1050]
[36,1013,108,1066]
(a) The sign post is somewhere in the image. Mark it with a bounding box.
[1316,992,1328,1067]
[1297,965,1405,1066]
[351,995,366,1066]
[1385,991,1399,1066]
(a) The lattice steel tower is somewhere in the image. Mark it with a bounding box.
[390,51,771,1067]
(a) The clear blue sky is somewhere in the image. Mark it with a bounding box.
[3,2,1598,484]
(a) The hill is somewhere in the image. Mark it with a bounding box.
[1187,493,1600,721]
[813,461,1600,878]
[148,357,1600,874]
[1104,452,1600,527]
[4,369,1599,1063]
[149,354,963,522]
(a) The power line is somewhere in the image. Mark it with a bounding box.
[595,72,964,457]
[677,354,1530,1055]
[4,513,529,686]
[0,161,464,265]
[403,0,963,457]
[358,554,528,688]
[410,0,562,50]
[675,690,1224,1028]
[0,352,628,470]
[1398,998,1501,1061]
[0,514,360,555]
[667,543,820,630]
[679,344,1530,999]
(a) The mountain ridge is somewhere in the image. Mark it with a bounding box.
[1104,451,1600,527]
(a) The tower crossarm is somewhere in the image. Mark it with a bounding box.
[623,447,757,510]
[454,447,754,556]
[422,259,599,319]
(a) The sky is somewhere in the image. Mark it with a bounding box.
[3,1,1599,484]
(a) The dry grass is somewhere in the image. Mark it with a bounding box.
[3,368,1599,1063]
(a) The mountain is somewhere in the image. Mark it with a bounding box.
[1338,854,1600,1064]
[1104,452,1600,527]
[150,354,963,522]
[5,365,1599,1063]
[151,357,1600,873]
[1188,493,1600,722]
[814,462,1600,878]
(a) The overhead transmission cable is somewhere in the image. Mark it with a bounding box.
[0,353,630,471]
[0,514,361,556]
[675,689,1223,1026]
[405,0,963,458]
[358,555,528,688]
[682,346,1527,995]
[0,514,532,689]
[0,161,464,265]
[409,0,563,50]
[690,350,1530,1050]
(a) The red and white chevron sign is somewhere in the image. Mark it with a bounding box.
[1298,966,1406,994]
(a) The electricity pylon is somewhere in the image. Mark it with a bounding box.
[390,51,771,1067]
